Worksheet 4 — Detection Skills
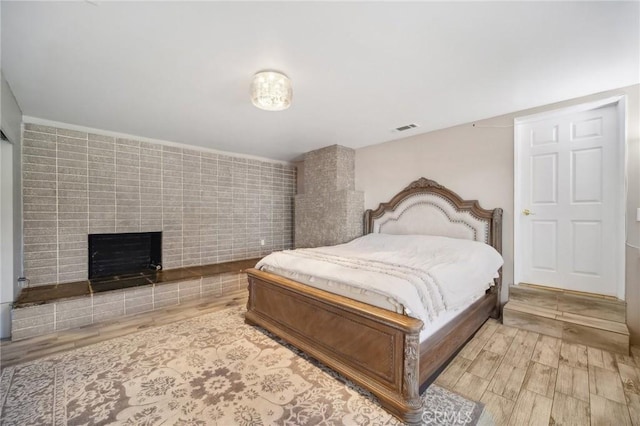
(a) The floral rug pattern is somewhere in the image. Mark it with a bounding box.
[0,307,489,425]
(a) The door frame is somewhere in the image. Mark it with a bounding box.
[0,139,15,338]
[513,95,627,299]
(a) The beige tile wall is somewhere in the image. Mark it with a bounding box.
[22,123,295,286]
[295,145,364,248]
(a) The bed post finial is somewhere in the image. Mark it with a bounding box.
[363,209,372,234]
[403,177,444,191]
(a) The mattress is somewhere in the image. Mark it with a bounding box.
[257,233,503,341]
[260,264,488,342]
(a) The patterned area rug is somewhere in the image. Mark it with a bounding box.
[0,307,493,425]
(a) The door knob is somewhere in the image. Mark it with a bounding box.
[522,209,535,216]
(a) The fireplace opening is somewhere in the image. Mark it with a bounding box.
[89,232,162,279]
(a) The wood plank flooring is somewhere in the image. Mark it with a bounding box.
[504,284,629,355]
[1,292,638,425]
[437,319,640,425]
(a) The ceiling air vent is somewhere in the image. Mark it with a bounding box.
[394,123,419,132]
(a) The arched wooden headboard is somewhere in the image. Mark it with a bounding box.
[364,177,503,255]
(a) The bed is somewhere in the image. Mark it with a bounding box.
[244,177,503,424]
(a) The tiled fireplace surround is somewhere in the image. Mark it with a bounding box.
[14,123,296,339]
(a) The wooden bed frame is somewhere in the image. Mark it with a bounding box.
[245,177,503,424]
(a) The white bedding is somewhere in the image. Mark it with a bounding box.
[256,233,503,331]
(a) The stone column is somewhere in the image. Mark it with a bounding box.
[295,145,364,248]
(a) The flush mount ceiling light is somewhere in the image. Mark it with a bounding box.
[250,71,292,111]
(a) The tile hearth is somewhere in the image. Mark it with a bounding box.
[11,259,259,340]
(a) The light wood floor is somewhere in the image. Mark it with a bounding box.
[0,290,248,368]
[1,291,639,425]
[435,319,640,426]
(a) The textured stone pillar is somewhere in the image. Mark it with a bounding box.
[295,145,364,248]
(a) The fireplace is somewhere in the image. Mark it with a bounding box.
[88,232,162,279]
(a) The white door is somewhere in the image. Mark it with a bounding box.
[515,101,624,297]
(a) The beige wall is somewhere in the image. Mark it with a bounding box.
[355,84,640,343]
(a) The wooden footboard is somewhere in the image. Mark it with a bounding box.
[245,268,425,424]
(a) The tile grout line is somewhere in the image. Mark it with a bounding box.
[138,140,141,233]
[84,133,89,278]
[55,130,60,284]
[181,149,184,268]
[111,138,116,233]
[216,154,219,264]
[199,152,202,267]
[161,146,164,266]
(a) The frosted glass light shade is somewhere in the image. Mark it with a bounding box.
[250,71,292,111]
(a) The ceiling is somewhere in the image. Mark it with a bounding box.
[2,1,639,161]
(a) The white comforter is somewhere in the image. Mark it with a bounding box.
[256,233,503,327]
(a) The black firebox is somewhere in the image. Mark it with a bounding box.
[88,232,162,279]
